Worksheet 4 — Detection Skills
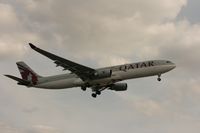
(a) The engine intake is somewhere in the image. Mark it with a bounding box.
[94,69,112,79]
[110,83,127,91]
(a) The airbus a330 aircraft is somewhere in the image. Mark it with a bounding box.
[5,43,176,98]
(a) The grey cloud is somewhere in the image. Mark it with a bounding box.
[0,0,190,61]
[0,123,18,133]
[0,122,62,133]
[23,107,39,114]
[0,3,39,59]
[178,0,200,23]
[4,0,187,58]
[157,22,200,76]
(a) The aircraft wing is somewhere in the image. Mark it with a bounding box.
[29,43,95,81]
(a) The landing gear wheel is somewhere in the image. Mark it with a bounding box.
[92,93,97,98]
[96,91,101,95]
[81,86,87,91]
[157,77,161,81]
[157,74,161,82]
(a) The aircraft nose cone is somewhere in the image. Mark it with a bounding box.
[171,63,176,70]
[173,64,176,68]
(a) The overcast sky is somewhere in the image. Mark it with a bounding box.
[1,0,200,133]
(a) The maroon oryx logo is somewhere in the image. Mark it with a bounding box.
[18,64,38,85]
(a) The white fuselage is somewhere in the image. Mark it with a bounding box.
[34,60,176,89]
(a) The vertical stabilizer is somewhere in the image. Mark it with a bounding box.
[16,62,42,85]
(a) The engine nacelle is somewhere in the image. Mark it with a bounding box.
[110,83,127,91]
[94,69,112,79]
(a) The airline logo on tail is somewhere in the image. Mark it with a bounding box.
[17,63,38,85]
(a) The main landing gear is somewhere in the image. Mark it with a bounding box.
[91,90,101,98]
[81,85,106,98]
[91,93,97,98]
[157,74,161,81]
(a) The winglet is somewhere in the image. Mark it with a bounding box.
[29,43,37,49]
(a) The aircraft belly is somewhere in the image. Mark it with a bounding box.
[36,78,84,89]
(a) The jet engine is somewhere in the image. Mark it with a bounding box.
[94,69,112,79]
[109,83,127,91]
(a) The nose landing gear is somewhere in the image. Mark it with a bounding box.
[157,74,161,81]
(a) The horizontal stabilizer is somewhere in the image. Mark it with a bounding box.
[4,75,31,85]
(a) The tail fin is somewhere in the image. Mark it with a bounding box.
[16,62,42,85]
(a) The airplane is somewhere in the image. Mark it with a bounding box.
[5,43,176,98]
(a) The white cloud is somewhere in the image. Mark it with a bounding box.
[117,93,166,117]
[31,125,60,133]
[0,3,40,59]
[0,0,193,62]
[4,0,186,59]
[0,122,60,133]
[0,3,18,28]
[0,122,21,133]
